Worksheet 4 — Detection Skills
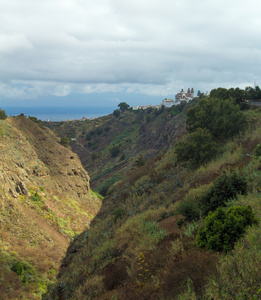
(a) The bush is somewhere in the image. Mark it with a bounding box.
[31,192,41,202]
[177,218,184,228]
[198,171,248,216]
[177,198,200,221]
[113,109,120,117]
[11,261,34,284]
[86,132,92,141]
[113,208,126,223]
[110,145,120,158]
[254,144,261,157]
[0,109,7,120]
[175,128,217,169]
[186,97,246,141]
[134,155,145,167]
[196,205,258,252]
[60,137,70,147]
[91,153,98,161]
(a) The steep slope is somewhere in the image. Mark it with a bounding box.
[49,106,261,300]
[45,103,188,195]
[0,115,101,299]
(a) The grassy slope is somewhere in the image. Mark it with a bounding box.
[49,107,261,299]
[0,116,101,299]
[44,104,188,195]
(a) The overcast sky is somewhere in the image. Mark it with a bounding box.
[0,0,261,107]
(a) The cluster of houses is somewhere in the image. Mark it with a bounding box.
[132,88,195,110]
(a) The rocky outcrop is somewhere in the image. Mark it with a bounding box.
[1,116,91,200]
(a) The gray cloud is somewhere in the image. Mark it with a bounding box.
[0,0,261,102]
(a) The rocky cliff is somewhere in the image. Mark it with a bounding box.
[0,115,101,299]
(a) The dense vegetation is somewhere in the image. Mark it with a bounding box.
[46,88,261,300]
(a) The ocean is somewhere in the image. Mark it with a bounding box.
[3,106,115,122]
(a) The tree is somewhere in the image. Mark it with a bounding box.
[186,97,246,141]
[175,128,217,169]
[196,205,257,252]
[198,170,248,216]
[118,102,130,112]
[209,87,229,100]
[113,109,120,117]
[0,109,7,120]
[197,90,205,99]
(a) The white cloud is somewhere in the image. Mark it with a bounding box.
[0,0,261,102]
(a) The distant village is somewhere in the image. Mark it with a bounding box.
[50,88,195,122]
[132,88,195,110]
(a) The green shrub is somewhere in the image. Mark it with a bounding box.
[11,262,25,276]
[60,137,70,147]
[177,218,184,228]
[96,127,103,135]
[86,132,92,141]
[91,153,98,161]
[113,207,126,223]
[11,261,35,284]
[198,171,248,216]
[31,192,41,202]
[177,198,200,221]
[134,155,145,167]
[113,109,120,117]
[175,128,217,169]
[186,97,246,141]
[110,145,120,158]
[196,205,258,252]
[0,109,7,120]
[254,143,261,157]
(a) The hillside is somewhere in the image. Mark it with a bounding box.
[48,100,261,299]
[45,103,188,195]
[0,115,101,299]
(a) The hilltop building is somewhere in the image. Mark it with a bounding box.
[161,98,175,107]
[175,88,194,102]
[133,105,153,110]
[132,88,195,110]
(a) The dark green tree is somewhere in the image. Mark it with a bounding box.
[209,87,229,100]
[175,128,217,169]
[118,102,130,112]
[197,90,205,99]
[186,97,246,140]
[198,170,248,216]
[0,109,7,120]
[113,109,120,117]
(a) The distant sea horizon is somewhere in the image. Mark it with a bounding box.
[3,106,115,122]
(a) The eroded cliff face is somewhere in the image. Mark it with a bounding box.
[1,116,91,199]
[0,116,101,299]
